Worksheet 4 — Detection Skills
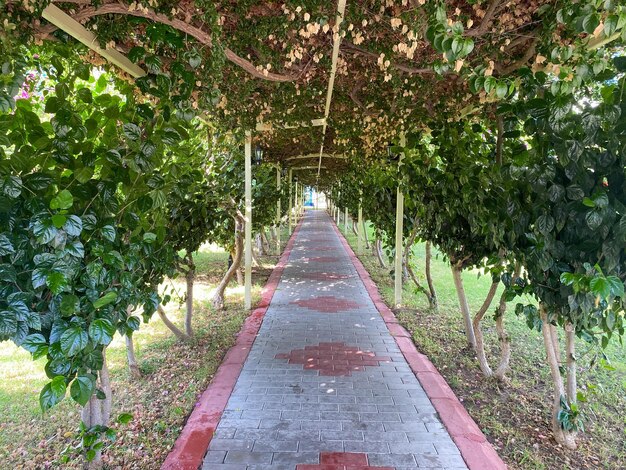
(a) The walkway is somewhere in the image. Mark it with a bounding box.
[200,210,471,469]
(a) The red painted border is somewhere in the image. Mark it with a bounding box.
[330,218,507,470]
[161,217,305,470]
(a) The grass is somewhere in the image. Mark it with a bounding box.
[0,225,293,469]
[341,220,626,470]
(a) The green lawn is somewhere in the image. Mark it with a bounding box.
[0,225,293,468]
[342,220,626,470]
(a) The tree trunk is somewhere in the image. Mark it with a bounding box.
[539,305,577,449]
[375,239,387,268]
[234,249,244,285]
[472,280,500,377]
[425,242,437,310]
[261,229,271,254]
[565,321,577,404]
[185,253,195,337]
[81,350,112,469]
[157,305,190,341]
[362,220,371,249]
[255,232,265,255]
[493,290,511,379]
[213,215,244,310]
[352,220,359,237]
[451,263,477,350]
[125,334,141,378]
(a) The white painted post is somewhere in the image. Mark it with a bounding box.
[295,180,299,221]
[244,131,252,309]
[344,207,348,234]
[276,166,281,255]
[288,169,293,233]
[357,197,363,255]
[394,134,406,307]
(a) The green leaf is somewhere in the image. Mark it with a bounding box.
[0,264,16,283]
[536,214,555,233]
[560,272,576,285]
[1,175,22,198]
[88,318,115,345]
[60,326,89,356]
[604,15,618,37]
[44,96,61,114]
[51,214,67,228]
[32,219,57,244]
[70,375,95,406]
[125,316,140,332]
[93,291,118,309]
[76,88,93,103]
[0,309,17,336]
[614,56,626,72]
[123,123,141,141]
[566,185,585,201]
[117,412,133,424]
[75,167,94,183]
[60,294,80,316]
[484,76,497,94]
[64,215,83,237]
[40,376,66,411]
[143,232,157,243]
[66,240,85,258]
[495,81,508,99]
[50,190,73,210]
[32,268,47,289]
[582,13,600,34]
[22,333,48,359]
[582,197,595,208]
[100,225,116,242]
[46,271,67,294]
[585,210,603,230]
[590,277,611,299]
[606,276,625,298]
[0,234,15,256]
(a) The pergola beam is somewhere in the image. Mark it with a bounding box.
[256,118,326,132]
[292,166,328,170]
[317,0,347,177]
[42,5,146,78]
[286,153,346,161]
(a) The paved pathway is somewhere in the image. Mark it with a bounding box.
[202,210,468,469]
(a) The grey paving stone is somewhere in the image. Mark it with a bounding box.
[252,440,299,452]
[202,464,246,470]
[298,440,344,452]
[208,439,253,451]
[203,450,226,463]
[271,451,319,465]
[223,451,273,465]
[368,452,417,466]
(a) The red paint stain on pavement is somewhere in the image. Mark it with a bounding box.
[275,343,391,376]
[290,295,362,313]
[296,452,394,470]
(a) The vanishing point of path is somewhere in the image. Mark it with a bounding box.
[202,210,469,469]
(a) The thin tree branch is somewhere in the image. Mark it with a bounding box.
[39,2,296,82]
[466,0,502,37]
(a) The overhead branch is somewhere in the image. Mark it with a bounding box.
[466,0,501,37]
[39,2,296,82]
[496,37,538,75]
[341,42,437,75]
[349,82,379,116]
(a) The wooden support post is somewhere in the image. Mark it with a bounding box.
[288,169,293,233]
[357,197,364,255]
[276,166,281,255]
[394,134,406,307]
[344,207,349,235]
[244,131,252,310]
